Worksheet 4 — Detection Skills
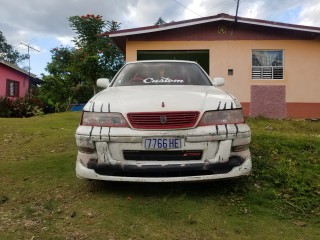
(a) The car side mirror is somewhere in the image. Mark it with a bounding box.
[97,78,110,88]
[213,77,225,87]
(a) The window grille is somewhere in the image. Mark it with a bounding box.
[6,80,20,97]
[252,50,283,79]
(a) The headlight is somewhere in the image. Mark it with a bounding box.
[81,112,129,127]
[198,109,244,126]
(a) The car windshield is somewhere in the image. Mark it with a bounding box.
[111,62,212,86]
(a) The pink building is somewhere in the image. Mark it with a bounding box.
[0,60,39,98]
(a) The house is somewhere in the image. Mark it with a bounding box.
[106,13,320,119]
[0,60,41,98]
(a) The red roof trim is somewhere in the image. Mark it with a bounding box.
[0,60,37,77]
[106,13,320,38]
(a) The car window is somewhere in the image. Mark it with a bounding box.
[112,62,212,86]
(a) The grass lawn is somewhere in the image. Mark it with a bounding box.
[0,112,319,239]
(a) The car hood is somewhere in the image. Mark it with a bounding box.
[83,85,241,113]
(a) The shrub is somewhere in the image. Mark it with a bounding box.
[0,96,44,118]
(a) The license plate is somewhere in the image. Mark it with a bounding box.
[144,138,182,149]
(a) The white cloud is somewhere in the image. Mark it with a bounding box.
[56,36,74,46]
[1,0,319,76]
[122,0,188,27]
[183,0,206,19]
[299,1,320,27]
[240,1,264,19]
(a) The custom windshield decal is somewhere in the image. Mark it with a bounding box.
[142,77,185,84]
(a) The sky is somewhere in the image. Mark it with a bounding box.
[1,0,320,77]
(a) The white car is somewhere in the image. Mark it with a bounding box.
[75,60,251,182]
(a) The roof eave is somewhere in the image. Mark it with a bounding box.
[109,14,320,38]
[109,16,229,37]
[110,37,126,56]
[238,19,320,34]
[0,60,37,77]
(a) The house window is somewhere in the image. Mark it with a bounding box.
[6,80,20,97]
[252,50,283,79]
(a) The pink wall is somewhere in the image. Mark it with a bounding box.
[250,85,286,118]
[0,64,30,98]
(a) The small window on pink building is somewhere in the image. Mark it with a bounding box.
[252,50,283,80]
[6,80,20,97]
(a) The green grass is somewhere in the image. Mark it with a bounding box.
[0,113,319,239]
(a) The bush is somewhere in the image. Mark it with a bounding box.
[0,96,44,118]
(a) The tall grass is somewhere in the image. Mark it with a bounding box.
[0,113,319,239]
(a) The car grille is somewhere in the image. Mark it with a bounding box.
[127,111,200,129]
[123,150,203,161]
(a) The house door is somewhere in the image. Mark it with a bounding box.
[137,50,210,74]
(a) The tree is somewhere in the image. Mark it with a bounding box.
[154,17,167,26]
[69,14,124,94]
[39,46,91,112]
[40,14,124,111]
[0,31,29,64]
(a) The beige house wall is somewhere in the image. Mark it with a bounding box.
[125,40,320,104]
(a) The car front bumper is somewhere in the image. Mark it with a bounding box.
[75,124,251,182]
